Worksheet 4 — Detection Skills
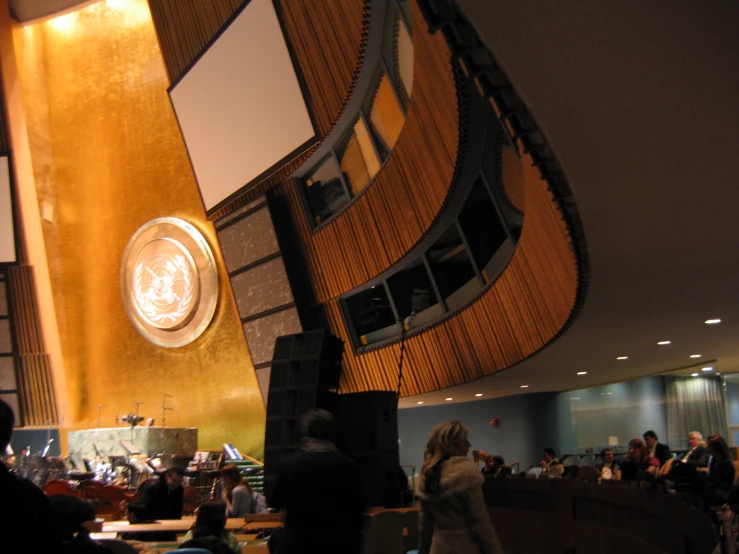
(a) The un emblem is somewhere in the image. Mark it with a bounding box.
[121,218,217,347]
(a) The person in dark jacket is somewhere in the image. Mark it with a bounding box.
[0,399,55,552]
[621,439,660,482]
[703,435,735,507]
[126,466,185,541]
[268,409,365,554]
[643,430,671,466]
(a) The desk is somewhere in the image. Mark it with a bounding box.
[243,521,284,530]
[102,517,245,534]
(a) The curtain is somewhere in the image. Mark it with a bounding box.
[665,376,728,449]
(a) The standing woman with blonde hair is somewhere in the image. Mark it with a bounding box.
[418,421,503,554]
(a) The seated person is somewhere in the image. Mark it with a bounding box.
[48,495,110,553]
[0,399,56,552]
[702,435,734,507]
[663,431,711,479]
[643,430,671,466]
[681,431,710,467]
[540,448,564,478]
[482,455,510,477]
[621,439,660,481]
[181,500,239,554]
[125,466,184,541]
[595,448,621,481]
[220,464,253,517]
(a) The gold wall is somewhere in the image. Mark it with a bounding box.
[12,0,266,456]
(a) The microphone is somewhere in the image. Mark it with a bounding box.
[42,439,54,457]
[403,311,418,329]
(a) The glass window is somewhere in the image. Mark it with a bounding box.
[304,155,350,224]
[427,224,477,302]
[345,285,396,343]
[338,118,382,196]
[458,178,509,277]
[368,72,406,158]
[396,17,413,99]
[387,258,440,321]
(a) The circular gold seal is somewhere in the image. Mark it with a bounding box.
[121,218,217,347]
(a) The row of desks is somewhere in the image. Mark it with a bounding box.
[95,516,284,534]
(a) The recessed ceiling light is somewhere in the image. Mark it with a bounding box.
[705,319,722,325]
[657,341,671,345]
[606,392,613,395]
[577,371,587,375]
[520,385,529,388]
[475,393,483,397]
[445,397,453,401]
[600,393,605,396]
[616,356,628,360]
[701,366,714,372]
[691,373,699,377]
[416,401,424,405]
[690,354,702,358]
[569,397,580,400]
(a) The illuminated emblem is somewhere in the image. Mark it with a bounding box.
[121,218,217,347]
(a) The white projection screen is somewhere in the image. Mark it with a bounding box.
[169,0,316,212]
[0,157,15,263]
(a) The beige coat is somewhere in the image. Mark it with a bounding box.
[418,456,504,554]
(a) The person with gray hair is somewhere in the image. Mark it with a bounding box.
[268,409,365,554]
[680,431,710,468]
[0,399,54,550]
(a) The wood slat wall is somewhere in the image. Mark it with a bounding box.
[276,0,369,135]
[276,0,459,302]
[328,147,578,396]
[147,0,368,137]
[6,265,58,425]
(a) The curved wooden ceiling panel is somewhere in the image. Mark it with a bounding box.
[331,147,578,396]
[280,0,459,302]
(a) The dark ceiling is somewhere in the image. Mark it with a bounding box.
[402,0,739,407]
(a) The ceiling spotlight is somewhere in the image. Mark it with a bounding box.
[475,393,483,397]
[691,373,699,377]
[705,319,722,325]
[445,397,453,401]
[577,371,587,375]
[701,366,714,372]
[416,401,424,405]
[616,356,628,360]
[520,385,529,388]
[689,354,702,358]
[657,341,671,346]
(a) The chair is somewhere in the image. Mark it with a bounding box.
[562,455,580,467]
[580,455,596,467]
[402,509,420,553]
[370,510,405,554]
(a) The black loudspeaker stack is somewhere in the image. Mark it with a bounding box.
[264,330,402,507]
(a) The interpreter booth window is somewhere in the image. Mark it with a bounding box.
[387,257,443,329]
[304,154,351,225]
[395,16,413,102]
[427,224,481,312]
[344,284,398,345]
[365,69,406,160]
[337,117,382,196]
[458,178,512,283]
